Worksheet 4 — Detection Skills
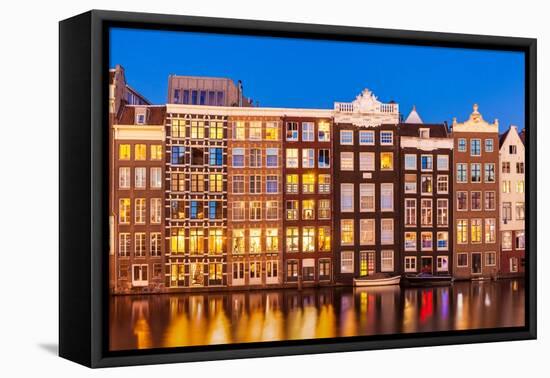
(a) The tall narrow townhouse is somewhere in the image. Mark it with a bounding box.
[165,105,228,289]
[499,125,525,277]
[227,112,284,287]
[399,107,454,276]
[332,89,401,284]
[452,105,500,280]
[112,105,166,293]
[282,110,334,286]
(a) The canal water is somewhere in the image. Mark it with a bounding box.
[109,279,525,351]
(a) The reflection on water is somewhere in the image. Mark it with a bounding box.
[109,279,525,351]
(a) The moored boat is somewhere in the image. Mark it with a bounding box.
[353,275,401,287]
[402,272,453,287]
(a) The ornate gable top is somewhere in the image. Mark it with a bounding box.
[452,103,498,133]
[353,88,381,113]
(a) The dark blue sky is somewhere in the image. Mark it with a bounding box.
[110,27,525,130]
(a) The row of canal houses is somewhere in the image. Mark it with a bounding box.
[108,66,526,294]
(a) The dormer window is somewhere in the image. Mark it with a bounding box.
[419,128,430,139]
[136,114,145,124]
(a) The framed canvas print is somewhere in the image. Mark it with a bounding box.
[59,10,537,368]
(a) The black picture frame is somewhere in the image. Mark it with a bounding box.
[59,9,537,368]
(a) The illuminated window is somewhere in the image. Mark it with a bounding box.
[381,250,394,272]
[341,251,354,273]
[471,219,482,243]
[287,260,299,280]
[286,122,299,141]
[150,233,161,257]
[286,227,299,252]
[119,167,130,189]
[171,118,185,138]
[318,121,330,141]
[516,231,525,249]
[516,180,524,193]
[266,229,278,252]
[208,228,224,255]
[151,145,162,160]
[302,174,315,194]
[250,201,262,221]
[286,174,298,193]
[190,262,204,286]
[302,199,315,220]
[502,231,512,250]
[341,183,354,212]
[266,201,279,220]
[286,148,299,168]
[209,174,223,192]
[209,121,224,139]
[232,121,245,140]
[265,121,279,140]
[250,262,261,279]
[119,233,130,257]
[421,175,432,194]
[381,219,394,245]
[340,152,354,170]
[286,200,298,220]
[318,227,331,252]
[437,231,448,250]
[119,144,131,160]
[341,219,354,245]
[485,219,496,243]
[421,199,432,226]
[134,233,146,257]
[319,174,331,193]
[318,199,330,219]
[302,122,315,141]
[209,263,223,283]
[135,198,145,224]
[232,201,245,221]
[186,200,201,219]
[190,121,205,139]
[360,219,375,245]
[249,121,262,140]
[405,199,416,226]
[359,152,374,171]
[189,228,204,255]
[170,228,185,254]
[266,261,278,279]
[380,152,393,170]
[150,198,161,224]
[457,220,468,244]
[502,180,511,193]
[302,227,315,252]
[437,199,448,226]
[404,232,416,250]
[250,229,262,254]
[208,201,222,220]
[516,202,525,220]
[135,144,146,160]
[302,148,315,168]
[421,232,433,251]
[170,173,184,192]
[319,259,331,279]
[150,167,162,189]
[190,174,205,192]
[232,230,245,254]
[437,256,449,272]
